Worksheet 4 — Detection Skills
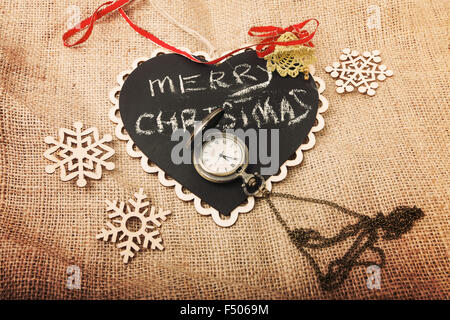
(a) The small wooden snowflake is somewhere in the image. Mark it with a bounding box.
[96,189,171,263]
[325,48,393,96]
[44,122,115,187]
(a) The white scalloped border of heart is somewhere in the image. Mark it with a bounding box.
[108,47,328,227]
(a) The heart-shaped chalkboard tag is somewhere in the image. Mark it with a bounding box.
[109,49,328,227]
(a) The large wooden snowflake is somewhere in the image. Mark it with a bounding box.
[325,48,393,96]
[44,122,115,187]
[96,189,171,263]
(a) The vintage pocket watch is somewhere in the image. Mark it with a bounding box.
[189,108,266,196]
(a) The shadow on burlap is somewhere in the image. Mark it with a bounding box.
[0,0,448,299]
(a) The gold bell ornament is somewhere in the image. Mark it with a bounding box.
[264,31,317,79]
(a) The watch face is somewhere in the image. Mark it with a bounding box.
[198,134,245,176]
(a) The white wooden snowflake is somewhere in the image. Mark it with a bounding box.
[44,122,115,187]
[96,189,171,263]
[325,48,393,96]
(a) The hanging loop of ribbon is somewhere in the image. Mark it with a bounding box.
[63,0,319,64]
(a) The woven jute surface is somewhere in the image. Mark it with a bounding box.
[0,0,448,299]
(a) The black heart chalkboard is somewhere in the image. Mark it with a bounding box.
[119,50,318,215]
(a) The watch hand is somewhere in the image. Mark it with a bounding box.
[221,154,239,161]
[218,153,228,161]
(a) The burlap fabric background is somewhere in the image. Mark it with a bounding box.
[0,0,448,299]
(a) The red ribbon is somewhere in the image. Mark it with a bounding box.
[248,21,317,57]
[63,0,318,64]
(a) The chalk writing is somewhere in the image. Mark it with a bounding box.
[178,74,206,93]
[229,65,272,98]
[136,93,311,136]
[147,63,270,98]
[138,60,313,136]
[149,76,175,96]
